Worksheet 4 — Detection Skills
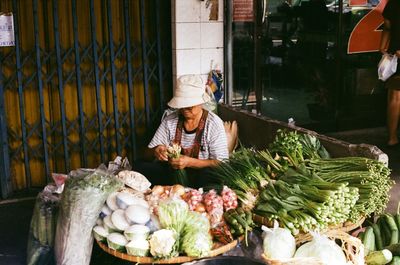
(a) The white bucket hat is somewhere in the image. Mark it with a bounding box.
[168,75,211,109]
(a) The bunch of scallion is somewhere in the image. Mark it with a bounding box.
[307,157,394,222]
[211,148,269,210]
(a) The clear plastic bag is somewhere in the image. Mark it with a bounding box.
[54,166,123,265]
[378,54,398,81]
[26,187,60,265]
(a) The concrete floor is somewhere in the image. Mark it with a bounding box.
[1,126,399,265]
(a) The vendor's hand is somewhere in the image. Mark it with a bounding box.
[169,155,191,170]
[396,50,400,57]
[154,145,168,161]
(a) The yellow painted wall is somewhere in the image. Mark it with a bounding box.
[0,0,170,192]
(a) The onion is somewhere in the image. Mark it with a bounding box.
[171,184,185,196]
[195,203,206,212]
[152,185,164,196]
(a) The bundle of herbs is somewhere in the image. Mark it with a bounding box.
[307,157,394,222]
[211,148,269,210]
[257,130,329,177]
[167,143,189,186]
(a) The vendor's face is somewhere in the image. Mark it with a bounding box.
[180,105,203,119]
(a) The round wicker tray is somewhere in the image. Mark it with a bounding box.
[96,237,241,264]
[252,214,365,235]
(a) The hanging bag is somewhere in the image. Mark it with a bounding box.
[378,53,398,81]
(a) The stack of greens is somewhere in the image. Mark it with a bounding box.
[212,129,393,234]
[307,157,393,222]
[255,171,359,234]
[212,148,268,210]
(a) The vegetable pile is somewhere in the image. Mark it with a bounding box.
[212,130,394,234]
[357,206,400,265]
[93,181,241,259]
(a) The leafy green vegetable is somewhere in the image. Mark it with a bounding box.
[181,231,213,257]
[157,198,189,238]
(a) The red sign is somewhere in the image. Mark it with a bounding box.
[349,0,368,6]
[233,0,254,22]
[347,0,388,54]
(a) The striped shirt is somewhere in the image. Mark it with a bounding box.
[148,111,229,160]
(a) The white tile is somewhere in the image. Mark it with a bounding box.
[175,0,201,23]
[200,48,224,75]
[200,0,223,22]
[175,23,201,49]
[200,74,209,85]
[201,22,224,48]
[176,49,201,75]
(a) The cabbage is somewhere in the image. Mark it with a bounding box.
[181,231,212,257]
[106,192,120,211]
[116,192,149,209]
[96,217,103,226]
[125,205,150,225]
[182,211,210,235]
[157,198,188,235]
[126,239,150,257]
[124,225,150,241]
[262,224,296,259]
[107,233,128,252]
[294,232,347,265]
[93,225,109,242]
[111,209,130,231]
[100,205,112,218]
[146,214,161,232]
[103,215,118,233]
[149,229,178,259]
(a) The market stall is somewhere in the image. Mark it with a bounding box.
[27,127,397,265]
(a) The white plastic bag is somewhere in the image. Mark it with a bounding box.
[378,54,398,81]
[54,166,123,265]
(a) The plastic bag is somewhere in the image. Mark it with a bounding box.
[203,86,218,113]
[54,165,123,265]
[378,54,398,81]
[26,187,60,265]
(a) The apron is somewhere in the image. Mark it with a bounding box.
[173,109,209,158]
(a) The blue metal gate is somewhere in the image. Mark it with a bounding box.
[0,0,172,198]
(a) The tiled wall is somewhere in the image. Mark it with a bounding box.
[171,0,224,87]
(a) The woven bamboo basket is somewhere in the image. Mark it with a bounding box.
[96,237,241,264]
[252,214,365,234]
[261,230,365,265]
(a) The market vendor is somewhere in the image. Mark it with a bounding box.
[136,74,229,188]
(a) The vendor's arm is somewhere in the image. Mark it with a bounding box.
[144,145,168,161]
[145,115,172,161]
[169,156,219,170]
